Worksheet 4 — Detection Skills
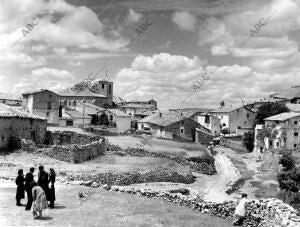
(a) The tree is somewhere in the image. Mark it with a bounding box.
[98,112,109,126]
[256,102,289,124]
[242,131,255,152]
[256,124,279,150]
[221,128,229,135]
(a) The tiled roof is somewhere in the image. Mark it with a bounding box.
[138,111,190,126]
[106,109,130,117]
[0,103,45,120]
[22,89,57,96]
[65,109,91,119]
[75,102,105,115]
[59,89,106,98]
[210,106,253,113]
[264,112,300,121]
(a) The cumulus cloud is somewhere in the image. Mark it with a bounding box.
[172,11,197,32]
[114,53,300,108]
[14,67,74,92]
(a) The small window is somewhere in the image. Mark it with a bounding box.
[108,84,112,94]
[110,115,113,121]
[294,144,297,148]
[102,84,104,89]
[294,132,298,137]
[49,94,52,99]
[181,121,184,126]
[294,121,298,125]
[1,137,4,141]
[180,128,184,134]
[269,141,273,146]
[141,124,144,129]
[205,115,210,124]
[247,114,249,118]
[275,120,279,125]
[237,126,241,129]
[73,100,76,106]
[276,142,279,147]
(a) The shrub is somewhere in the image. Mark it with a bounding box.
[279,153,295,171]
[242,131,255,152]
[221,128,230,135]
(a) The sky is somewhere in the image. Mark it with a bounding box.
[0,0,300,109]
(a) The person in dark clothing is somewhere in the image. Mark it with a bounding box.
[48,168,56,208]
[15,169,25,206]
[37,165,49,201]
[25,167,35,210]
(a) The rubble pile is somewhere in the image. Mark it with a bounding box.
[102,186,300,227]
[108,146,216,175]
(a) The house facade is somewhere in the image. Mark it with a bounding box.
[120,99,158,117]
[102,109,132,131]
[0,93,22,106]
[22,89,60,125]
[0,104,47,149]
[262,112,300,150]
[209,106,256,135]
[197,114,221,136]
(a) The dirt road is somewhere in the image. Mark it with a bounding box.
[202,150,241,202]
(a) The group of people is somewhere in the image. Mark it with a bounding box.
[15,166,56,219]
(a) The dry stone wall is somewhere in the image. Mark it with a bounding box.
[103,186,300,227]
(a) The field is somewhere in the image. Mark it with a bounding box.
[106,135,209,158]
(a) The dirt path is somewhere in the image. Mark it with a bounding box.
[202,151,241,202]
[0,180,232,227]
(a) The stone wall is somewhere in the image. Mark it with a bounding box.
[103,186,300,227]
[196,129,214,145]
[108,145,216,175]
[220,137,247,152]
[43,137,106,163]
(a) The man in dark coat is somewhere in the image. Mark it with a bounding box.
[15,169,25,206]
[48,168,56,208]
[25,167,35,210]
[37,165,50,201]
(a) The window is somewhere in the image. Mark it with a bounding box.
[47,102,52,110]
[294,121,298,125]
[1,137,4,141]
[73,101,76,106]
[181,121,184,126]
[108,85,112,94]
[49,94,52,99]
[247,114,249,118]
[275,120,279,125]
[269,141,273,146]
[294,144,297,148]
[237,126,241,129]
[102,84,104,89]
[180,128,184,134]
[204,115,210,124]
[294,132,299,137]
[110,115,113,121]
[276,142,279,147]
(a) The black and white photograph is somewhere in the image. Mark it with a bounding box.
[0,0,300,226]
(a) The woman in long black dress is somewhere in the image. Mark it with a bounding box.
[15,169,25,206]
[48,168,56,208]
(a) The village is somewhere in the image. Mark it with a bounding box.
[1,0,300,226]
[0,76,300,226]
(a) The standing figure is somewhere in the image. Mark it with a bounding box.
[48,168,56,208]
[15,169,25,206]
[25,167,35,210]
[31,182,47,219]
[37,165,49,201]
[233,193,249,226]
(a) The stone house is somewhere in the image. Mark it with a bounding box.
[260,112,300,150]
[100,109,132,131]
[197,113,221,136]
[119,99,158,117]
[59,89,107,108]
[137,111,209,141]
[209,106,256,135]
[269,85,300,104]
[22,89,60,125]
[0,104,47,149]
[91,79,114,107]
